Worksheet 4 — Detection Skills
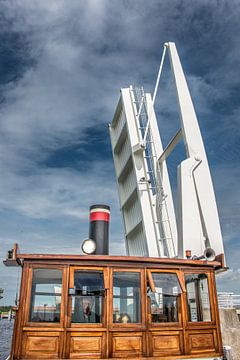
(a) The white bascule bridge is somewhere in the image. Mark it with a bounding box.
[109,42,225,263]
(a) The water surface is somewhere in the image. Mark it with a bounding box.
[0,319,14,360]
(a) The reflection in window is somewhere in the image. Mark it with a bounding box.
[185,273,211,322]
[113,272,141,323]
[148,273,181,323]
[30,269,62,322]
[72,271,104,323]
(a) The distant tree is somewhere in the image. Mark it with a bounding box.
[0,305,12,313]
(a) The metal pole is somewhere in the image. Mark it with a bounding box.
[142,44,167,144]
[152,43,167,105]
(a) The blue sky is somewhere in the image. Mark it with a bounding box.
[0,0,240,304]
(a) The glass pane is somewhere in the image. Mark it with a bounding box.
[30,269,62,322]
[30,295,61,322]
[113,272,141,323]
[72,271,104,323]
[148,273,181,323]
[185,273,211,322]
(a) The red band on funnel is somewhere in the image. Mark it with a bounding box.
[90,212,110,222]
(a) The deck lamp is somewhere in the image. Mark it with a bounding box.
[81,238,96,255]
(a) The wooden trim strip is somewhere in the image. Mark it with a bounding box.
[177,270,186,293]
[147,270,156,293]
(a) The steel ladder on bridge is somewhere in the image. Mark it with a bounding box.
[130,86,176,257]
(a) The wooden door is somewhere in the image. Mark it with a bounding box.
[146,269,185,357]
[108,268,147,358]
[183,270,221,356]
[66,266,108,359]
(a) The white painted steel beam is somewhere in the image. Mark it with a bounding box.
[166,42,225,261]
[158,129,182,163]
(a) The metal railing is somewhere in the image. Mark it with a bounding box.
[218,292,240,308]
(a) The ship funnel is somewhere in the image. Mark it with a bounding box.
[83,204,110,255]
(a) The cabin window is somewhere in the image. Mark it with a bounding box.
[30,269,62,322]
[71,271,104,323]
[147,272,182,323]
[113,272,141,323]
[185,273,211,322]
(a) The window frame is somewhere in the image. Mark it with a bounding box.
[183,269,215,325]
[109,268,145,329]
[146,269,184,328]
[25,264,67,328]
[69,266,108,328]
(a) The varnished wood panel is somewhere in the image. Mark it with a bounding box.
[28,336,58,351]
[110,332,145,357]
[211,271,223,353]
[71,336,101,351]
[12,265,29,359]
[68,332,105,359]
[113,336,141,351]
[187,330,217,354]
[153,335,179,351]
[151,331,183,356]
[21,331,60,358]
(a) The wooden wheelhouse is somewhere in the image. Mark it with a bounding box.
[8,250,224,359]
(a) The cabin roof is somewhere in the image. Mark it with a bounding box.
[16,253,224,268]
[3,243,225,269]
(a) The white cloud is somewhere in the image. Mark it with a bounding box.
[217,269,240,293]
